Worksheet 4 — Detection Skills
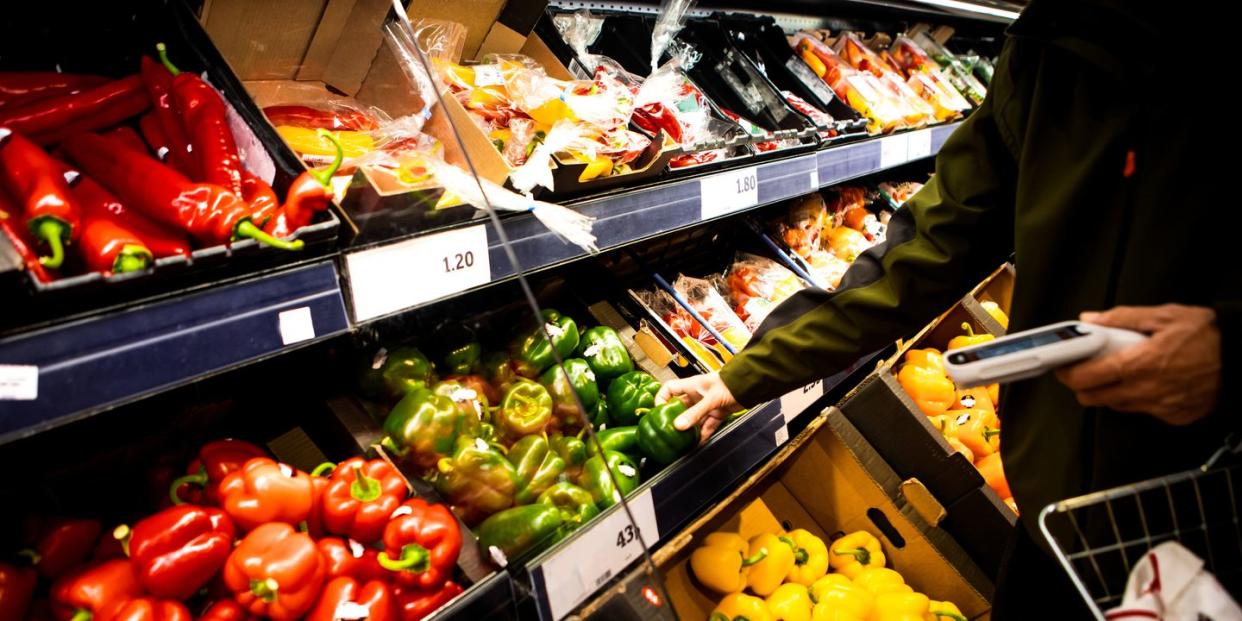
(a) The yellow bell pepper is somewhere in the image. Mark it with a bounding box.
[276,126,373,158]
[692,532,769,595]
[766,583,813,621]
[711,593,773,621]
[946,323,994,350]
[872,592,930,621]
[980,300,1009,329]
[895,364,956,417]
[810,574,873,621]
[576,154,613,182]
[829,531,886,580]
[853,568,911,596]
[747,533,798,596]
[787,529,829,586]
[527,98,577,125]
[925,600,967,621]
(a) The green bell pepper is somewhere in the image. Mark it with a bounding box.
[361,346,438,401]
[431,379,490,426]
[508,434,567,504]
[476,503,565,564]
[495,379,553,442]
[637,399,698,465]
[586,426,639,457]
[431,436,519,525]
[550,433,587,480]
[442,341,482,375]
[539,358,599,432]
[578,450,640,510]
[605,371,661,426]
[538,482,600,527]
[577,326,633,382]
[517,309,580,375]
[591,399,609,428]
[383,388,472,472]
[482,351,521,393]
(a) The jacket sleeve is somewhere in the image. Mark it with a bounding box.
[719,44,1022,406]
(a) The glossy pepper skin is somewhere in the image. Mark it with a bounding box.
[217,458,315,531]
[263,105,378,131]
[157,44,243,196]
[586,426,638,457]
[50,559,143,621]
[377,498,461,590]
[710,593,772,621]
[537,482,600,528]
[550,434,587,479]
[239,171,279,229]
[0,73,107,109]
[317,537,388,584]
[383,389,472,473]
[0,562,37,621]
[975,452,1010,499]
[129,505,235,600]
[786,529,829,586]
[305,578,396,621]
[322,457,409,544]
[895,364,955,417]
[576,326,633,382]
[873,592,930,621]
[637,399,697,465]
[948,409,1000,458]
[516,310,579,375]
[829,531,886,580]
[809,574,873,621]
[578,450,639,510]
[442,342,482,376]
[107,598,191,621]
[766,583,813,621]
[24,519,102,579]
[70,173,190,262]
[852,568,911,596]
[747,533,797,596]
[197,600,258,621]
[138,57,194,176]
[431,437,519,525]
[946,323,993,350]
[494,380,553,442]
[605,371,660,427]
[507,434,567,504]
[481,352,523,394]
[925,601,967,621]
[72,177,154,275]
[263,131,341,239]
[170,439,267,506]
[367,347,437,401]
[223,523,326,621]
[392,582,463,621]
[0,128,80,269]
[691,532,767,594]
[0,193,54,282]
[475,504,564,563]
[0,76,150,146]
[431,380,490,427]
[539,358,598,431]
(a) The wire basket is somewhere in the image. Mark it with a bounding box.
[1040,442,1242,619]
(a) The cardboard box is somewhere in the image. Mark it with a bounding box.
[962,263,1014,335]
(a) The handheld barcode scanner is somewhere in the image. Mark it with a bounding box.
[943,321,1147,388]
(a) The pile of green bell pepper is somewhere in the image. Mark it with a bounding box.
[431,436,519,525]
[361,346,438,402]
[383,387,479,473]
[578,449,640,510]
[539,358,599,432]
[494,379,554,442]
[577,326,633,382]
[508,434,566,504]
[516,309,580,375]
[606,371,661,426]
[637,399,698,465]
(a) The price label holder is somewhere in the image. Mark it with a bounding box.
[879,133,910,168]
[277,307,315,346]
[906,129,932,160]
[700,166,759,220]
[537,490,659,620]
[346,225,491,322]
[780,380,823,424]
[0,365,38,400]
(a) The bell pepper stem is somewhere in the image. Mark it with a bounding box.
[350,465,382,502]
[69,610,92,621]
[33,218,67,269]
[156,43,181,76]
[311,462,336,477]
[112,244,153,274]
[169,466,209,505]
[250,578,279,603]
[113,524,132,557]
[794,547,809,565]
[235,219,304,250]
[960,322,976,337]
[16,548,40,565]
[833,546,871,565]
[378,543,431,573]
[707,614,729,621]
[312,129,344,188]
[932,613,968,621]
[740,548,767,567]
[983,429,1001,441]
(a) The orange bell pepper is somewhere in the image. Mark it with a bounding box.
[902,349,946,374]
[896,364,956,416]
[955,386,994,412]
[951,410,1000,458]
[946,323,993,350]
[975,453,1011,499]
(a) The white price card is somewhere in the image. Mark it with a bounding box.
[701,166,759,220]
[541,490,659,620]
[347,225,491,322]
[906,129,932,160]
[774,425,790,447]
[278,307,315,346]
[809,166,820,189]
[0,364,38,400]
[879,134,909,168]
[780,380,823,423]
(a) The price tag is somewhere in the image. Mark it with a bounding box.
[774,425,790,447]
[347,225,491,321]
[809,166,819,189]
[879,134,909,168]
[780,380,823,423]
[540,490,659,620]
[0,364,38,400]
[906,129,932,160]
[472,64,504,87]
[701,166,758,220]
[278,307,315,345]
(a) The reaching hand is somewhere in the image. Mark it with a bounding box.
[656,373,744,443]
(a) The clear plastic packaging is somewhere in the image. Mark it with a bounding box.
[721,253,805,331]
[833,33,937,126]
[791,33,909,134]
[636,288,727,370]
[903,34,986,106]
[887,36,973,119]
[878,180,925,207]
[672,274,752,354]
[650,0,696,73]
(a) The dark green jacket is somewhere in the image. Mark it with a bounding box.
[721,0,1239,538]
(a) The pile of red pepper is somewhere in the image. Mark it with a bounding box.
[0,44,340,284]
[0,439,464,621]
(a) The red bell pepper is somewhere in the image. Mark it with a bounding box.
[262,105,378,131]
[50,560,143,621]
[71,174,155,275]
[304,467,331,539]
[197,600,258,621]
[263,131,341,239]
[378,499,461,590]
[392,582,463,621]
[0,76,149,146]
[139,57,195,177]
[0,128,81,268]
[156,45,243,197]
[0,73,108,110]
[70,173,191,261]
[104,127,150,157]
[23,519,103,579]
[240,171,279,229]
[107,598,191,621]
[60,133,300,250]
[129,505,235,600]
[0,192,54,283]
[322,457,409,544]
[222,523,325,621]
[217,458,316,531]
[91,525,130,562]
[317,538,388,584]
[306,578,396,621]
[0,562,38,621]
[170,439,267,506]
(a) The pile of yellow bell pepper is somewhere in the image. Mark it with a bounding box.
[694,528,967,621]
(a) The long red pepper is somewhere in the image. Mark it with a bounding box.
[262,105,378,131]
[264,129,341,238]
[137,112,170,162]
[0,76,149,146]
[62,133,301,250]
[138,58,195,177]
[157,44,243,196]
[0,193,54,283]
[0,72,109,110]
[0,128,80,268]
[69,172,155,274]
[240,170,279,228]
[104,126,150,157]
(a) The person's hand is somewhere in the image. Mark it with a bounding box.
[656,373,743,443]
[1055,304,1221,425]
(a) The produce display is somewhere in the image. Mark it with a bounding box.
[792,34,925,134]
[905,33,988,105]
[876,36,972,122]
[691,527,967,621]
[876,180,925,208]
[777,189,888,289]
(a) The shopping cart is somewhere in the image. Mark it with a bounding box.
[1040,441,1242,619]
